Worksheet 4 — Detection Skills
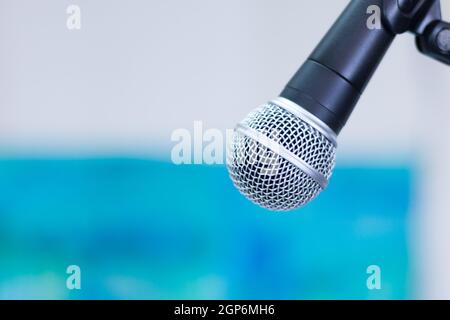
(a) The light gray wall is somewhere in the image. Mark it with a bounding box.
[0,0,448,158]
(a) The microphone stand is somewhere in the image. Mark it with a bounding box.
[281,0,449,136]
[384,0,450,65]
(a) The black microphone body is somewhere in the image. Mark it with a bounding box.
[281,0,395,134]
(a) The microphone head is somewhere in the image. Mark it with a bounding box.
[227,97,337,211]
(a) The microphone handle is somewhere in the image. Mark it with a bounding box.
[281,0,395,135]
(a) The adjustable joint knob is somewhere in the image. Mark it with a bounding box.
[437,29,450,52]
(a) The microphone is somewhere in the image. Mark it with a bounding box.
[227,97,338,211]
[227,0,450,211]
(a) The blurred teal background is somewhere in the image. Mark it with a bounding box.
[0,158,412,299]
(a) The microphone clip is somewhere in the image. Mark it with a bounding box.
[383,0,450,66]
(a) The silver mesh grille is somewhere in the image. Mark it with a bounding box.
[227,99,337,211]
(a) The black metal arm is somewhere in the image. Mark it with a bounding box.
[280,0,449,135]
[383,0,450,65]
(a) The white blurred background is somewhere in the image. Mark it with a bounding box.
[0,0,449,299]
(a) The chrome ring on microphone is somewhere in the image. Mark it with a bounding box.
[235,123,329,189]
